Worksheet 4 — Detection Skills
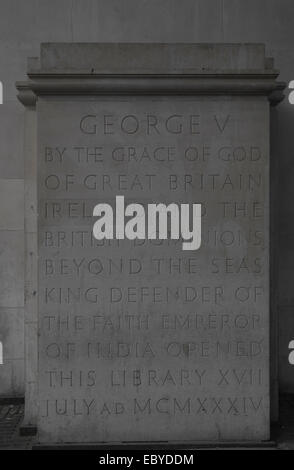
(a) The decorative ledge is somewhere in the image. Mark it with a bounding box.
[16,43,286,106]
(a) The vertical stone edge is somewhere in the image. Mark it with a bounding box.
[17,89,38,436]
[269,106,280,424]
[15,43,286,443]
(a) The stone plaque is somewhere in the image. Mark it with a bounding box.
[17,44,284,444]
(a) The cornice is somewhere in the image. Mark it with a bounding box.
[16,43,286,107]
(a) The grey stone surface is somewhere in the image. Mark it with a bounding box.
[23,109,38,426]
[0,308,24,360]
[0,360,24,396]
[37,43,268,72]
[0,103,24,179]
[0,231,24,308]
[222,0,294,48]
[16,42,277,443]
[0,42,39,101]
[0,0,293,404]
[0,180,24,230]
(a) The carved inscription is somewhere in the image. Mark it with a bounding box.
[38,99,269,441]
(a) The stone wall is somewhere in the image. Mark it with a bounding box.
[0,0,294,396]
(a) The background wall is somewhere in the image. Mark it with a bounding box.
[0,0,293,396]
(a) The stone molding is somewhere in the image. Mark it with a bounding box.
[16,43,286,107]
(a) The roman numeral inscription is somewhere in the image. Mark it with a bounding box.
[17,43,284,444]
[37,99,269,442]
